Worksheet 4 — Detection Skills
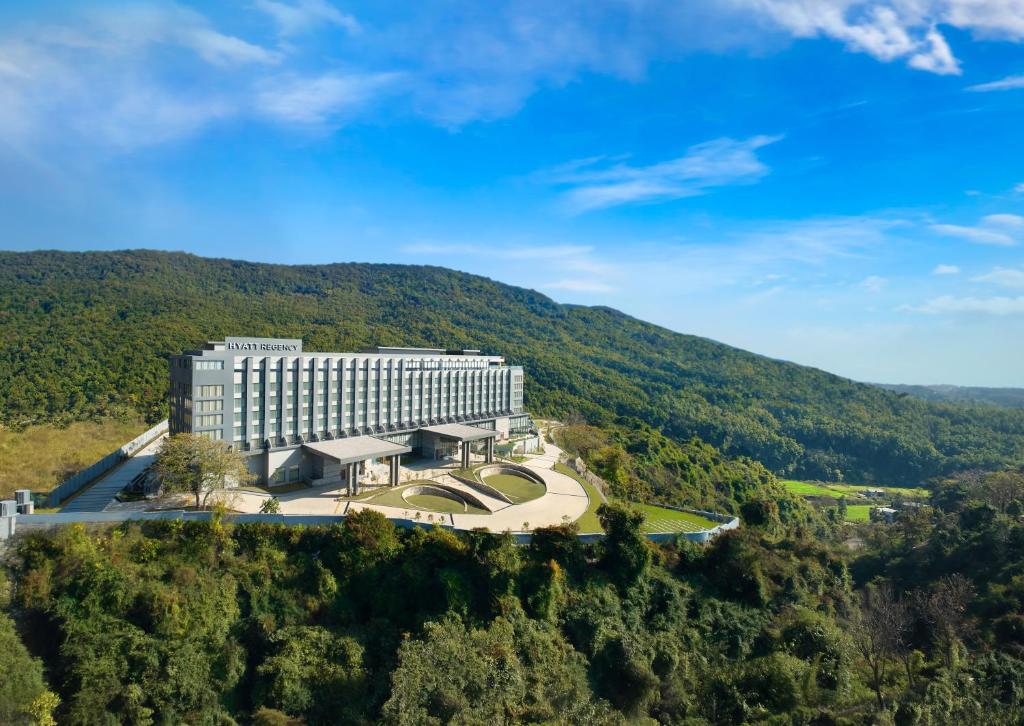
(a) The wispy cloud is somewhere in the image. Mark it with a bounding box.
[968,74,1024,92]
[909,295,1024,315]
[972,267,1024,288]
[930,213,1023,246]
[254,0,360,37]
[933,264,961,275]
[862,275,887,293]
[257,72,400,125]
[546,135,782,213]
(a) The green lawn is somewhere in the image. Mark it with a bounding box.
[844,505,872,522]
[782,480,930,500]
[405,494,466,513]
[781,480,842,497]
[483,473,545,503]
[554,463,604,533]
[632,503,721,534]
[367,483,489,515]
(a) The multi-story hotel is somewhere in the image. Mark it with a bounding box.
[169,337,531,491]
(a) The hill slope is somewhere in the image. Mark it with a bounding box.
[2,249,1023,484]
[875,383,1024,409]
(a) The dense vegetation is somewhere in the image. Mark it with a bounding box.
[3,250,1023,485]
[8,480,1024,724]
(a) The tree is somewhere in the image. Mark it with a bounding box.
[151,433,251,509]
[0,613,51,725]
[597,503,650,589]
[259,497,281,514]
[846,582,910,709]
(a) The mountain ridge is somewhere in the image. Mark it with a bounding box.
[2,248,1023,484]
[873,383,1024,409]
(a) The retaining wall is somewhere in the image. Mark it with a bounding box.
[4,508,738,545]
[46,420,169,508]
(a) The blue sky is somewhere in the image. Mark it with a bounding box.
[2,1,1024,385]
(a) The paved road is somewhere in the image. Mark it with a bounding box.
[61,435,166,513]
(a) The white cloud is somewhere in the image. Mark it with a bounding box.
[933,264,960,274]
[968,73,1024,91]
[255,0,360,36]
[862,275,887,293]
[983,213,1024,229]
[544,278,616,293]
[910,295,1024,315]
[256,72,400,125]
[547,135,781,213]
[931,213,1022,246]
[1015,182,1024,193]
[972,267,1024,288]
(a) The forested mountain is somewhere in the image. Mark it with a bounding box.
[2,249,1024,484]
[875,383,1024,409]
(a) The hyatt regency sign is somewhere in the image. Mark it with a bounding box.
[224,337,302,353]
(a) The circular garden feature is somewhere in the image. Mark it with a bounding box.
[400,484,489,514]
[478,465,546,504]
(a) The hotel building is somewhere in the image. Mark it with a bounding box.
[169,337,531,491]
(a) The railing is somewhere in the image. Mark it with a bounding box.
[46,420,169,508]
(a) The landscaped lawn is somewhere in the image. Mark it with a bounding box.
[844,505,872,522]
[367,483,489,515]
[554,463,604,533]
[483,473,545,503]
[633,503,720,534]
[405,494,466,513]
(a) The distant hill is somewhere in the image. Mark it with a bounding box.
[874,383,1024,409]
[2,249,1023,484]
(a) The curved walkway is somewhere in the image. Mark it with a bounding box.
[222,436,591,533]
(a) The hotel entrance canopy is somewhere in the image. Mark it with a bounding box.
[302,436,410,465]
[419,423,496,441]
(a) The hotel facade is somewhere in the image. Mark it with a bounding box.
[169,337,531,491]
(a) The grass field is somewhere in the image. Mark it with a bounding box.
[554,463,605,533]
[483,473,545,503]
[844,505,872,522]
[781,480,843,497]
[633,504,720,534]
[782,480,930,500]
[827,483,930,498]
[0,418,147,498]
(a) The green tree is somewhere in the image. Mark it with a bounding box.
[597,503,651,589]
[0,613,51,725]
[151,433,251,509]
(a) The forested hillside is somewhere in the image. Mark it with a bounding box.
[2,249,1023,484]
[8,488,1024,725]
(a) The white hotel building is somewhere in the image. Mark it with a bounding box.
[169,337,531,491]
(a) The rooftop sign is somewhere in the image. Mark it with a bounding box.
[225,337,302,353]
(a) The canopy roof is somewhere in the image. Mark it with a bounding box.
[419,423,497,441]
[303,436,410,464]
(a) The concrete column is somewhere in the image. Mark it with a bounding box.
[390,455,399,486]
[485,438,494,463]
[461,441,470,468]
[346,462,355,496]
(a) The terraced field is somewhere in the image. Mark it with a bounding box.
[633,504,721,534]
